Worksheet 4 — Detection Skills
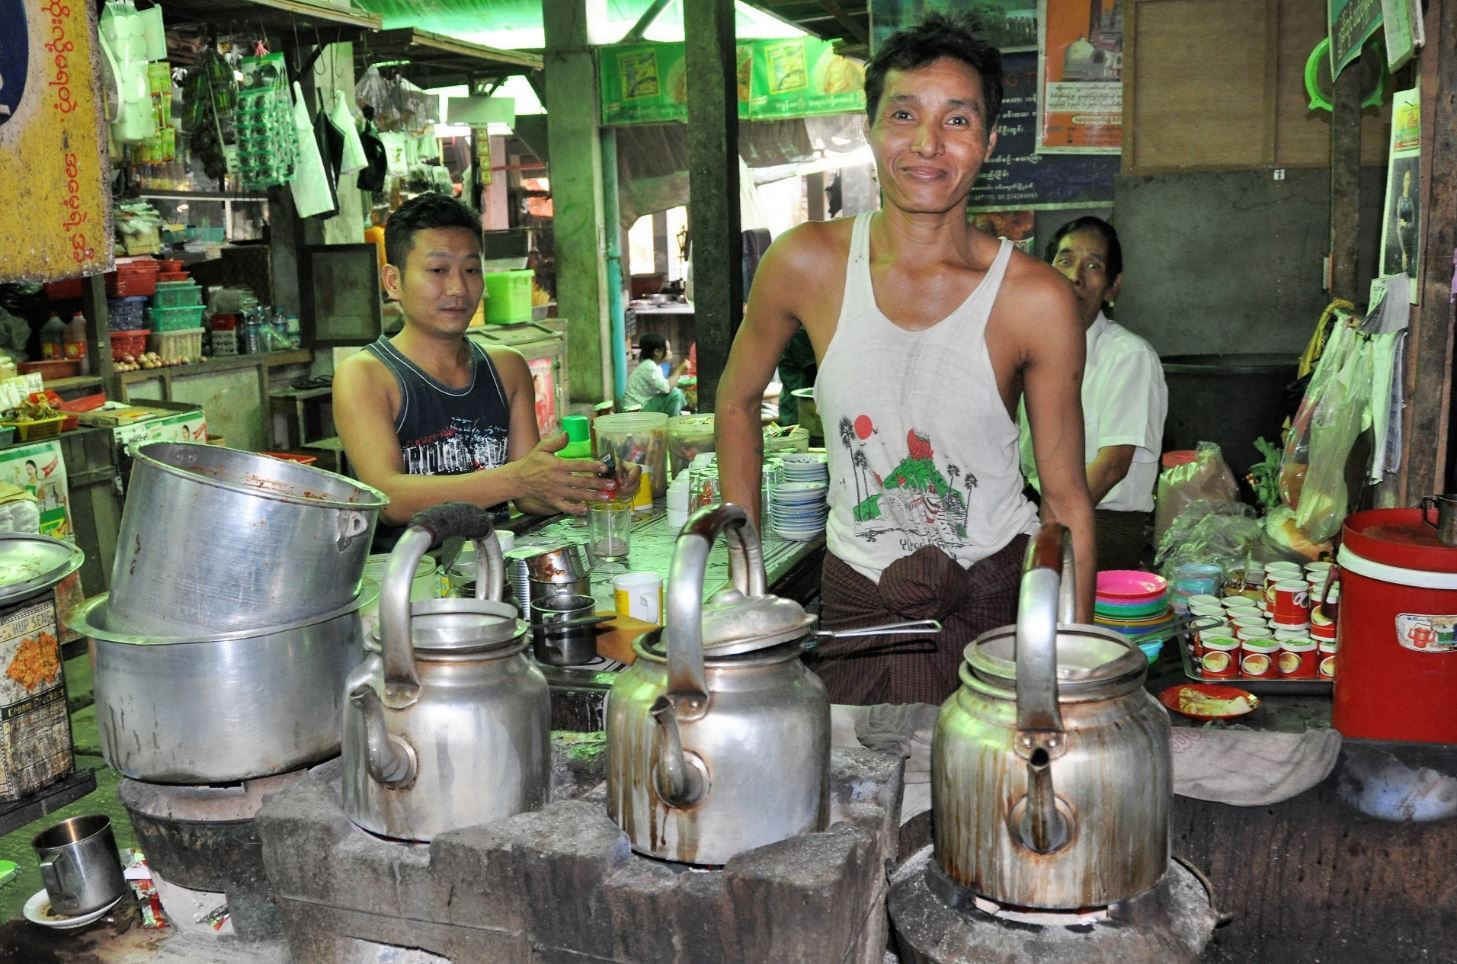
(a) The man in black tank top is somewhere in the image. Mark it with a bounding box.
[333,193,631,529]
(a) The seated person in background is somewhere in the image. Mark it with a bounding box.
[622,333,689,416]
[1019,216,1167,571]
[774,327,818,426]
[333,192,625,548]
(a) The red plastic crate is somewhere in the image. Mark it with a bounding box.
[105,258,160,297]
[110,328,151,359]
[44,278,84,302]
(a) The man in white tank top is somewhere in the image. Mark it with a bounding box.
[715,13,1095,705]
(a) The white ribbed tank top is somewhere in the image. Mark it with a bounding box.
[815,212,1038,582]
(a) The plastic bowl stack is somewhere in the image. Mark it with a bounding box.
[1094,569,1174,663]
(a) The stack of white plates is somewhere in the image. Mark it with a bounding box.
[770,455,829,541]
[778,453,829,485]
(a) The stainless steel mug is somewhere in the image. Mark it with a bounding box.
[32,815,127,916]
[530,593,602,666]
[1421,494,1457,547]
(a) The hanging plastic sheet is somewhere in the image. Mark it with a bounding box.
[289,82,338,219]
[330,90,370,175]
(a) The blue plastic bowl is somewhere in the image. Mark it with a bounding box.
[1138,639,1165,664]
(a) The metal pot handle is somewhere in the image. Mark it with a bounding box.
[380,503,499,709]
[1013,524,1071,854]
[664,503,767,719]
[38,853,77,913]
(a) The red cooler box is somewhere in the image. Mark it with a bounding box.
[1333,508,1457,742]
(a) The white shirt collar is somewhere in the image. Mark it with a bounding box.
[1086,310,1111,358]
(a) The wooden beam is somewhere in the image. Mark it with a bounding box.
[814,0,870,47]
[684,0,742,412]
[1403,0,1457,500]
[1328,47,1362,302]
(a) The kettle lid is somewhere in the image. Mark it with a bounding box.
[966,623,1146,690]
[696,588,816,657]
[374,598,527,654]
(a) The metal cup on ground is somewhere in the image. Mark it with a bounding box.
[32,815,128,917]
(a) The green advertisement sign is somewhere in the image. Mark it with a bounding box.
[600,38,866,126]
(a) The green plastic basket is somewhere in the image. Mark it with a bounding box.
[152,282,203,309]
[147,303,206,331]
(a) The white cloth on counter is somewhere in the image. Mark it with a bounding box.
[1170,725,1341,806]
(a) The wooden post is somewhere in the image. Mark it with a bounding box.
[1328,48,1362,302]
[683,0,742,412]
[543,0,610,404]
[1403,0,1457,500]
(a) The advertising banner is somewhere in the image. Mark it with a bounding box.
[1379,87,1421,303]
[871,0,1039,54]
[600,38,865,126]
[0,441,70,541]
[1036,0,1123,154]
[0,0,113,282]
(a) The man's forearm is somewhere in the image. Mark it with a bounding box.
[374,463,523,526]
[1085,445,1135,507]
[1039,493,1096,621]
[716,403,765,529]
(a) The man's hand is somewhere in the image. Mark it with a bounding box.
[509,433,617,516]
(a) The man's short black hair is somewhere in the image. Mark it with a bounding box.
[638,333,668,360]
[865,12,1003,132]
[1046,216,1123,279]
[384,192,480,269]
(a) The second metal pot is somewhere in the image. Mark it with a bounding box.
[75,590,369,785]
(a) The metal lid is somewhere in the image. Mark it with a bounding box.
[696,588,816,657]
[0,534,84,605]
[382,598,528,655]
[967,623,1147,694]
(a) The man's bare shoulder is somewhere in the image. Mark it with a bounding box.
[998,248,1083,324]
[764,217,855,273]
[483,343,530,386]
[334,345,390,389]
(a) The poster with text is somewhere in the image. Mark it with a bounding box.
[1037,0,1122,154]
[1328,0,1384,77]
[969,52,1118,210]
[0,441,69,540]
[1379,87,1421,304]
[870,0,1038,54]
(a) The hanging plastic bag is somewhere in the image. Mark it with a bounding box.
[1279,314,1358,509]
[1291,331,1374,543]
[1153,442,1240,546]
[290,81,338,219]
[329,90,369,175]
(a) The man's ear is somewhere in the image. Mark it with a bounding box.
[985,127,998,160]
[381,263,402,300]
[1106,273,1123,304]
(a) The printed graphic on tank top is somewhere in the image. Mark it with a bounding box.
[365,335,512,478]
[816,213,1038,582]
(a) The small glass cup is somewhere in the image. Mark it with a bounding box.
[588,500,633,562]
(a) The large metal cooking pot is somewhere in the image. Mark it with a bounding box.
[74,589,370,784]
[107,442,387,636]
[343,503,550,843]
[932,525,1172,909]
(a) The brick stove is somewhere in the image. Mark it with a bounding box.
[256,744,905,963]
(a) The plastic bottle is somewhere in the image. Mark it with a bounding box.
[40,313,66,361]
[64,312,89,374]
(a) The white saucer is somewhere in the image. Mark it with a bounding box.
[23,888,125,930]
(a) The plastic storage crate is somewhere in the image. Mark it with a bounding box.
[107,297,148,331]
[147,304,206,332]
[484,270,534,325]
[110,328,151,359]
[151,328,204,361]
[3,416,65,441]
[105,258,160,297]
[152,281,202,309]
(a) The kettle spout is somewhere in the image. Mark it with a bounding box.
[350,683,418,789]
[650,695,705,807]
[1019,751,1069,854]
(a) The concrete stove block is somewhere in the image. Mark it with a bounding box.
[257,743,904,963]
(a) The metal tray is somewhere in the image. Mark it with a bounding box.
[1176,633,1332,697]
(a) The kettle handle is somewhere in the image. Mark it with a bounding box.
[379,503,500,709]
[664,503,767,717]
[1013,524,1071,853]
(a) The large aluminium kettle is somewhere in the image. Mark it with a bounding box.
[932,524,1172,909]
[342,503,551,842]
[606,503,832,866]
